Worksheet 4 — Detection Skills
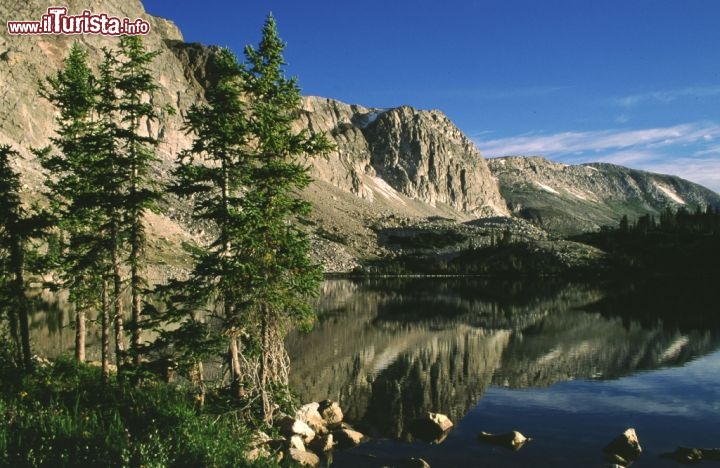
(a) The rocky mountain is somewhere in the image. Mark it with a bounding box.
[489,156,720,235]
[3,1,720,275]
[1,0,511,274]
[297,97,507,218]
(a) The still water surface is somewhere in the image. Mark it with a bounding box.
[286,277,720,467]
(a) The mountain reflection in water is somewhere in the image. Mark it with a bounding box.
[285,277,720,440]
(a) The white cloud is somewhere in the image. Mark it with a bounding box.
[614,85,720,108]
[477,123,720,157]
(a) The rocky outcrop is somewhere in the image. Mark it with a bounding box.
[0,0,208,280]
[266,400,365,465]
[0,1,199,182]
[489,156,720,235]
[300,97,509,218]
[365,106,507,216]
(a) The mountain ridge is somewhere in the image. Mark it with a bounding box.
[489,155,720,235]
[2,0,719,274]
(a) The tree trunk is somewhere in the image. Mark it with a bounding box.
[101,278,110,380]
[260,310,270,422]
[130,222,141,367]
[6,294,21,365]
[229,333,242,397]
[11,234,32,370]
[75,302,86,362]
[129,153,142,367]
[110,226,125,369]
[194,360,205,409]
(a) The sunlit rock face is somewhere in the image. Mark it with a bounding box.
[298,97,509,217]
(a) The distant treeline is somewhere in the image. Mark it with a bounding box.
[574,205,720,275]
[615,205,720,235]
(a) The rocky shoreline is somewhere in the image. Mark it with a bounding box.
[250,402,717,468]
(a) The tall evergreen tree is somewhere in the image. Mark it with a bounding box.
[172,46,252,396]
[239,15,332,419]
[37,38,164,373]
[0,145,36,370]
[174,15,331,421]
[113,36,163,367]
[37,42,100,364]
[96,49,126,371]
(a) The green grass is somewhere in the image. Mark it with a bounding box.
[0,356,278,468]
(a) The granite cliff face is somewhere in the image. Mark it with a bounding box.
[1,0,217,278]
[297,97,508,218]
[489,156,720,235]
[364,106,507,216]
[1,0,200,184]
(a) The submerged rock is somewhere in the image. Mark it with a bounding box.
[408,412,454,443]
[333,426,365,448]
[478,430,531,451]
[603,428,642,466]
[391,457,431,468]
[318,399,344,426]
[661,446,720,464]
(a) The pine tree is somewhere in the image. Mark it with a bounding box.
[37,38,164,374]
[96,49,126,372]
[239,15,332,419]
[0,145,36,370]
[172,46,252,396]
[174,15,332,421]
[37,42,100,364]
[113,35,163,367]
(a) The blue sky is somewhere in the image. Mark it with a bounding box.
[142,0,720,192]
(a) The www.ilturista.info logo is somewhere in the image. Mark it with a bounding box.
[7,7,151,36]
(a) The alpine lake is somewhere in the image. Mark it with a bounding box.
[32,276,720,467]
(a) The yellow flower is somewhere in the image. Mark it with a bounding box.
[19,390,28,398]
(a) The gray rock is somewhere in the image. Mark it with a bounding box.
[296,402,328,435]
[408,412,453,442]
[318,399,344,426]
[489,156,720,236]
[478,430,531,451]
[308,433,334,453]
[333,427,365,448]
[660,446,720,464]
[276,415,316,444]
[387,457,431,468]
[288,434,306,452]
[287,448,320,467]
[603,428,642,466]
